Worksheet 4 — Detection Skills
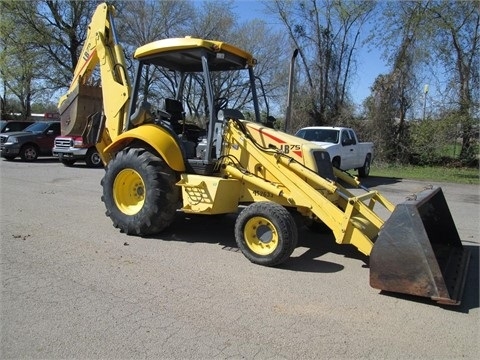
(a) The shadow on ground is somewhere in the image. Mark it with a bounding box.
[375,244,478,313]
[157,211,366,270]
[154,211,478,312]
[360,175,402,187]
[2,157,59,164]
[342,176,402,188]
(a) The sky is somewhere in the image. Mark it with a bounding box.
[231,0,390,107]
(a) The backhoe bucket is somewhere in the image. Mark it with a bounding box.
[370,187,470,305]
[59,84,103,136]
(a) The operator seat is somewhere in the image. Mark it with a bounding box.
[162,98,197,159]
[164,98,184,134]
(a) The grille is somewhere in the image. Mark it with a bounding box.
[0,135,7,145]
[55,138,72,149]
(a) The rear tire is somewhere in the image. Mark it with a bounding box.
[235,202,298,266]
[101,147,179,235]
[358,154,371,177]
[332,157,341,169]
[85,147,102,168]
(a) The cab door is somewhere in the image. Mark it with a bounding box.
[348,129,363,166]
[37,123,61,154]
[339,129,356,169]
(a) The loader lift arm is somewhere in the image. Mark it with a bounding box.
[220,117,392,256]
[216,117,470,305]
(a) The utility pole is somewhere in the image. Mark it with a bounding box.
[422,84,429,120]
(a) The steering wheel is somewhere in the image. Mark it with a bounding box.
[156,109,171,120]
[214,97,229,111]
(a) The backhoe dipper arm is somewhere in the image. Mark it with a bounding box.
[58,2,130,150]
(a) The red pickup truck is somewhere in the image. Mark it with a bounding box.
[0,121,61,161]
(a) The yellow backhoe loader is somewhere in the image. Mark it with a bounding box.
[58,3,470,305]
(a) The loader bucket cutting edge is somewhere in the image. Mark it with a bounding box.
[369,187,470,305]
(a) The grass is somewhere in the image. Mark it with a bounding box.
[371,163,479,185]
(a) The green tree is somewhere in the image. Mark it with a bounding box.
[0,0,45,118]
[428,0,479,162]
[0,0,101,116]
[363,75,397,162]
[368,0,479,164]
[114,0,195,116]
[364,1,431,162]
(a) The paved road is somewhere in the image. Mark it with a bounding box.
[1,158,479,359]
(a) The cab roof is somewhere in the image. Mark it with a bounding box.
[134,37,256,72]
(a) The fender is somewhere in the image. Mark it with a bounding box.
[103,124,186,172]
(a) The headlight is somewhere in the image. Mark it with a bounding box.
[5,137,18,145]
[73,136,84,147]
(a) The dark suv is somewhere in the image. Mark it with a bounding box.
[0,121,61,161]
[0,120,34,133]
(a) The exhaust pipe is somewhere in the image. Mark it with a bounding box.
[284,48,298,133]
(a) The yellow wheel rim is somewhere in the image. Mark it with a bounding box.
[244,216,278,255]
[113,169,145,215]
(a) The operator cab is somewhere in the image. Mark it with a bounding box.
[127,37,259,174]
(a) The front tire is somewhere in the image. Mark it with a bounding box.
[235,202,298,266]
[101,147,179,235]
[85,147,102,168]
[20,144,38,161]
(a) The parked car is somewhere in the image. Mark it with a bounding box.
[0,121,61,161]
[53,135,103,168]
[295,126,374,177]
[0,120,34,133]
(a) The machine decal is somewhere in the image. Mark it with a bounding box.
[72,49,97,86]
[251,127,303,158]
[279,144,301,155]
[253,189,274,198]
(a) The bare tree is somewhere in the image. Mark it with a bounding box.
[266,0,374,129]
[117,0,193,48]
[115,0,195,107]
[188,1,290,123]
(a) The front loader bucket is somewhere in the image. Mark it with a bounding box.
[370,187,470,305]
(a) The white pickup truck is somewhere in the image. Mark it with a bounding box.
[52,135,103,168]
[295,126,374,177]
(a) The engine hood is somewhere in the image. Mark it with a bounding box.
[0,131,36,138]
[310,141,336,149]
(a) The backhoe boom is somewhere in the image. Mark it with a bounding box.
[57,3,130,163]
